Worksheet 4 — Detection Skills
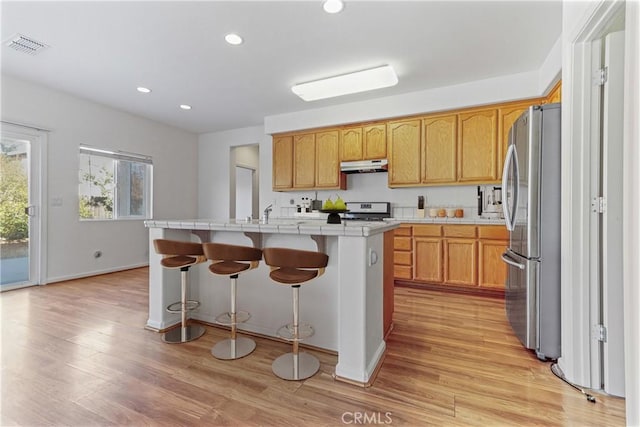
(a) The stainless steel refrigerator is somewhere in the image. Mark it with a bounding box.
[501,103,561,360]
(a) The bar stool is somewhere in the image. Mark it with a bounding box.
[153,239,206,343]
[203,243,262,360]
[263,247,329,381]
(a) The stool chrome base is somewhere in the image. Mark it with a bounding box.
[211,336,256,360]
[272,352,320,381]
[162,324,206,344]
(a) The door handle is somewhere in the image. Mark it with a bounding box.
[501,252,525,270]
[24,205,35,217]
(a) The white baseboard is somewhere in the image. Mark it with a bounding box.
[46,263,149,284]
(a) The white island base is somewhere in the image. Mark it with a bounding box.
[145,219,397,385]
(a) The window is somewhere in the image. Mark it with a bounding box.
[79,146,152,220]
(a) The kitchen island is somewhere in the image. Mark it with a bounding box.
[145,218,398,385]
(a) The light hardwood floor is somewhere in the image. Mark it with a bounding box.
[0,268,626,426]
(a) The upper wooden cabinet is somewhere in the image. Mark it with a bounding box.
[315,130,341,188]
[388,119,422,187]
[272,94,559,190]
[272,135,293,190]
[293,133,316,189]
[422,114,457,184]
[272,130,345,191]
[340,127,363,161]
[340,124,387,162]
[498,102,535,168]
[363,124,387,159]
[457,108,498,183]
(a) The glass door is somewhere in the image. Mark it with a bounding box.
[1,125,43,291]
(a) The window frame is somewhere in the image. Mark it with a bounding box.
[79,145,153,221]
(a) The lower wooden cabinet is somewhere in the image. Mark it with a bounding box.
[394,223,508,295]
[443,238,477,286]
[414,237,443,282]
[393,225,413,279]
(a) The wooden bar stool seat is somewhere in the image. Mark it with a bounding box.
[204,243,262,360]
[153,239,206,344]
[263,247,328,381]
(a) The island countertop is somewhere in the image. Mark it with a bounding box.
[144,218,398,237]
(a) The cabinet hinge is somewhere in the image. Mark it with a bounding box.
[591,196,606,214]
[594,67,608,86]
[593,324,607,342]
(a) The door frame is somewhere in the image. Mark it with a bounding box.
[560,1,639,418]
[1,122,48,288]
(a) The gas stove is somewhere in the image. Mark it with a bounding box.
[343,202,391,221]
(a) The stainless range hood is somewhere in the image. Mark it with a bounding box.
[340,159,388,174]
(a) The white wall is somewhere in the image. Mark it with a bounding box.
[1,75,199,283]
[198,126,267,218]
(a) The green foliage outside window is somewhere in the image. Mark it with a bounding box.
[0,151,28,241]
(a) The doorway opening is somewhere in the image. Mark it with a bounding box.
[229,144,259,220]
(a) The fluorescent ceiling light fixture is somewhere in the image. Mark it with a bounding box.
[137,86,151,93]
[291,65,398,102]
[225,33,243,45]
[323,0,344,14]
[179,104,192,110]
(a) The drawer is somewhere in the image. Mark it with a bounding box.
[394,265,412,279]
[478,225,509,240]
[394,225,412,236]
[394,236,412,251]
[394,251,412,266]
[443,225,476,238]
[413,224,442,237]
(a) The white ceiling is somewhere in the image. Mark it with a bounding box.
[1,1,562,134]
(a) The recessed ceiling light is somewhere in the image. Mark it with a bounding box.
[291,65,398,102]
[323,0,344,14]
[179,104,192,110]
[225,33,243,45]
[137,87,151,93]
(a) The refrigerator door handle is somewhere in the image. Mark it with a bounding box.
[501,251,526,270]
[502,144,519,231]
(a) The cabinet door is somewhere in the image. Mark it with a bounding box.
[478,239,508,289]
[422,114,457,184]
[315,130,341,188]
[272,135,293,190]
[341,127,363,161]
[457,109,498,182]
[363,124,387,159]
[444,239,477,286]
[293,133,316,188]
[414,237,443,283]
[498,101,536,173]
[388,119,422,186]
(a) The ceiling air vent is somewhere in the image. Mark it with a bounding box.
[4,34,49,55]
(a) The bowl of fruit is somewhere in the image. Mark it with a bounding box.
[320,196,348,224]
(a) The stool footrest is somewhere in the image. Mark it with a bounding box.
[166,300,200,313]
[277,323,314,341]
[215,311,251,326]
